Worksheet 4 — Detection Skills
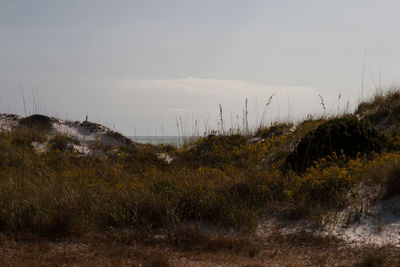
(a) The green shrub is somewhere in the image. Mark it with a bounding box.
[286,115,386,172]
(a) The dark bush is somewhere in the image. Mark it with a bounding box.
[286,115,387,172]
[19,114,53,132]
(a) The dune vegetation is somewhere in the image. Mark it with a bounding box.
[1,89,400,266]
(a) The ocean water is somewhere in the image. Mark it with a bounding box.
[130,136,200,147]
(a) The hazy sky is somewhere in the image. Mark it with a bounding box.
[1,0,400,135]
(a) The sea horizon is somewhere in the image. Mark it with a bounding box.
[129,135,201,146]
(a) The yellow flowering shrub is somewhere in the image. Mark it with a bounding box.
[2,110,400,235]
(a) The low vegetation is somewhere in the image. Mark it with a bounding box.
[18,114,53,133]
[286,115,387,172]
[2,88,400,265]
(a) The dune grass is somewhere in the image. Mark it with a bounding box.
[2,88,400,265]
[1,109,399,236]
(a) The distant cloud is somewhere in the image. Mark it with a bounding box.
[111,77,350,134]
[160,107,214,113]
[114,77,340,123]
[115,77,317,97]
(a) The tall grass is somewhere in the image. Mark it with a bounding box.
[1,87,400,238]
[0,127,389,237]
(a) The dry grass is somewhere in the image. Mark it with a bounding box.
[2,88,400,265]
[0,114,398,236]
[0,231,399,266]
[356,86,400,131]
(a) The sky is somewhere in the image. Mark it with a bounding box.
[1,0,400,136]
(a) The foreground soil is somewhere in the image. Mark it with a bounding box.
[0,231,399,267]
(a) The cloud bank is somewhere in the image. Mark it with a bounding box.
[114,77,349,135]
